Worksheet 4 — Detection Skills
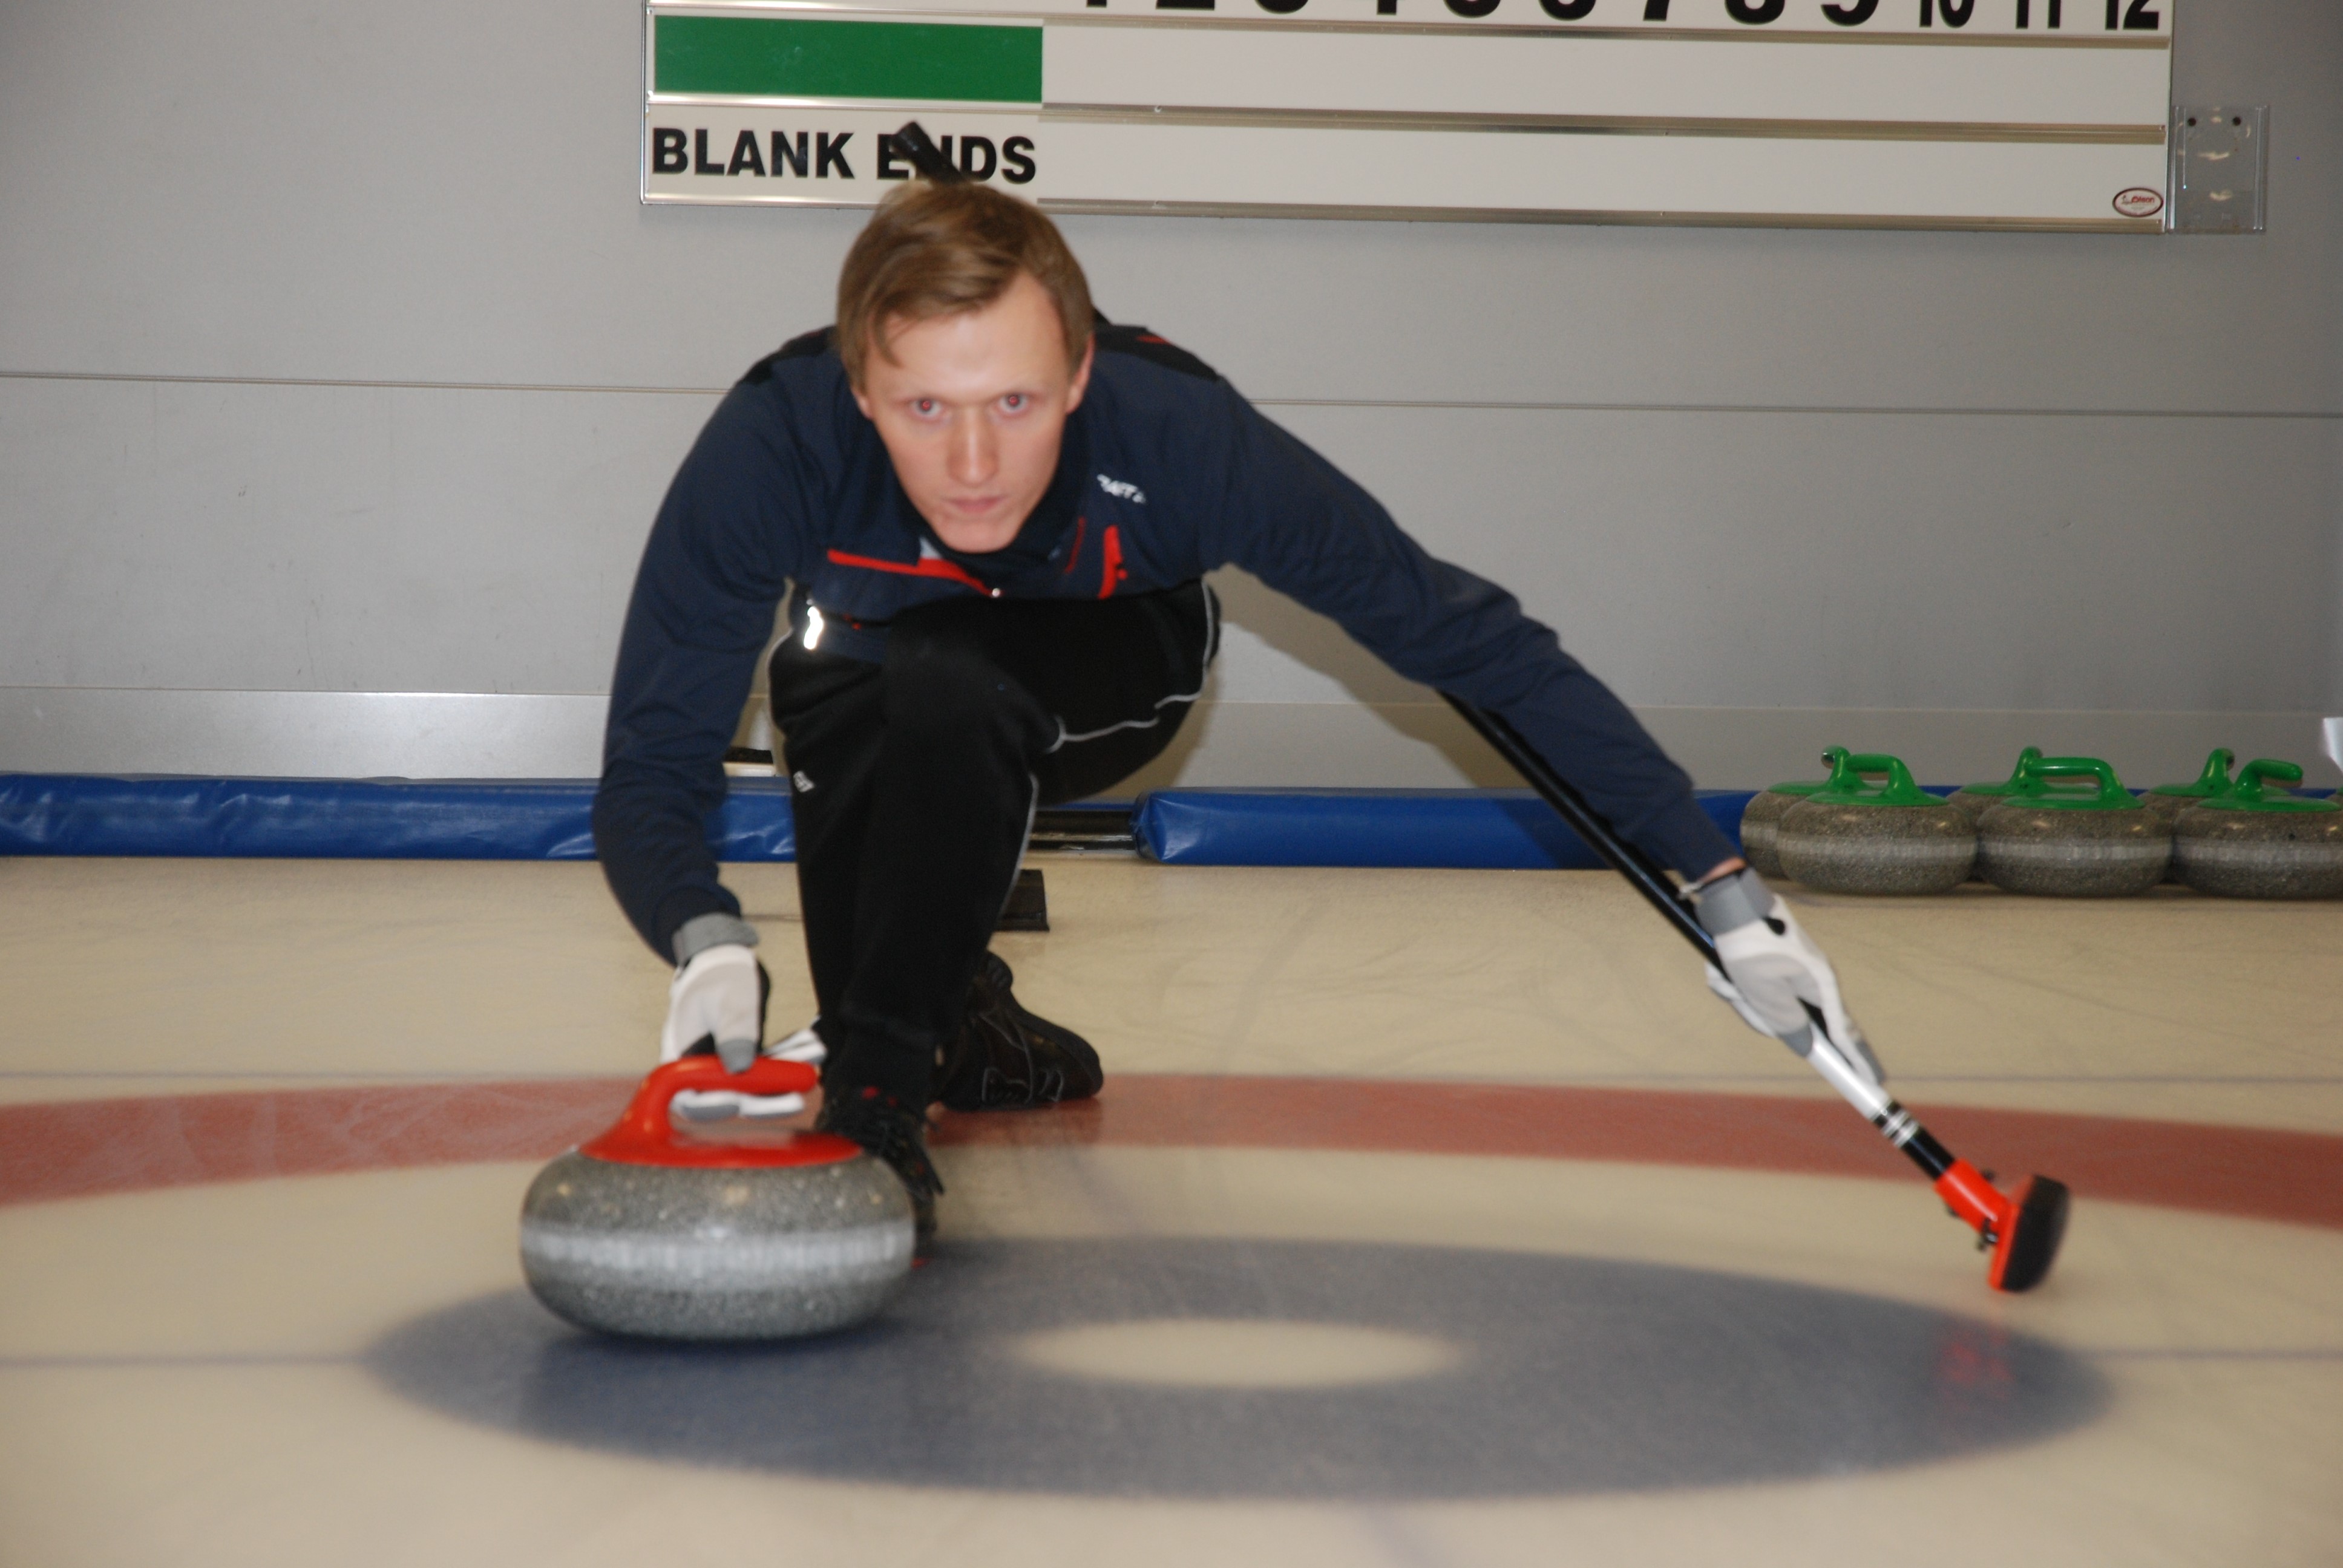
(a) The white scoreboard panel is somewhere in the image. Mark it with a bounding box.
[643,0,2173,229]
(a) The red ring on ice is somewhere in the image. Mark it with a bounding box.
[3,1074,2338,1233]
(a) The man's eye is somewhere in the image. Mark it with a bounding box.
[1000,393,1027,413]
[913,399,937,416]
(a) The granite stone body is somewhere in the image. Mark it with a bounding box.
[1945,788,2004,826]
[2137,792,2204,882]
[2172,807,2343,899]
[1776,799,1975,895]
[520,1149,914,1341]
[1976,804,2170,897]
[1738,789,1805,880]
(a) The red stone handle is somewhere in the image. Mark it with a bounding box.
[580,1056,854,1169]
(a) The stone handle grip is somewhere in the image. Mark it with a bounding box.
[2233,757,2304,801]
[2033,757,2118,785]
[2031,756,2128,798]
[589,1056,820,1159]
[1826,752,1927,801]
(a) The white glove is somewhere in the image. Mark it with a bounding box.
[660,942,764,1071]
[1693,869,1882,1086]
[671,1023,828,1123]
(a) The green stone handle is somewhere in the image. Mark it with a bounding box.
[2231,757,2304,803]
[1814,751,1937,808]
[2017,756,2136,810]
[1831,751,1889,782]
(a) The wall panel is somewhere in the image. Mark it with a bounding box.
[0,378,709,691]
[0,0,2336,788]
[1,2,2334,408]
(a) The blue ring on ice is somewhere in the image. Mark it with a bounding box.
[370,1237,2106,1500]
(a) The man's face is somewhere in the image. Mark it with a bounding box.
[853,272,1092,555]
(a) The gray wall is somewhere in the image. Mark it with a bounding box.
[2,0,2337,789]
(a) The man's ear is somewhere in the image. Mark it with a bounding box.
[850,381,875,422]
[1064,335,1095,414]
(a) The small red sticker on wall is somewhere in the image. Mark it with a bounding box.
[2113,188,2165,218]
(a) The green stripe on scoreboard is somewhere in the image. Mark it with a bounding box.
[654,15,1042,105]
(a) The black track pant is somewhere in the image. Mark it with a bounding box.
[768,581,1217,1106]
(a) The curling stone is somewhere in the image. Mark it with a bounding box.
[1946,746,2045,826]
[520,1056,914,1341]
[1736,747,1849,881]
[1775,751,1974,895]
[1975,756,2167,898]
[2172,758,2343,900]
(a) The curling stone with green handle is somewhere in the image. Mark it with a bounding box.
[1976,757,2168,897]
[1776,752,1975,895]
[1947,746,2045,826]
[2173,759,2343,900]
[1738,746,1850,880]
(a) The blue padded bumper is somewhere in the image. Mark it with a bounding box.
[2,776,1758,868]
[0,775,798,861]
[1135,788,1756,869]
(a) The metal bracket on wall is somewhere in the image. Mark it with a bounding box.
[2170,105,2267,234]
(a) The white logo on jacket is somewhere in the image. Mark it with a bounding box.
[1096,474,1145,504]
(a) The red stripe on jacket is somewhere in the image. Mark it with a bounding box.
[1098,526,1126,599]
[824,548,997,598]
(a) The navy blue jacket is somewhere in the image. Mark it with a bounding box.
[595,324,1735,956]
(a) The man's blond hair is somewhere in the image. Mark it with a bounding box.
[836,181,1092,386]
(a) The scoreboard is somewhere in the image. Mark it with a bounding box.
[642,0,2173,229]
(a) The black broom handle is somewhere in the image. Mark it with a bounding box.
[1445,693,1962,1184]
[1439,694,1720,965]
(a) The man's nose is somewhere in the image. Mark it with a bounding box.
[948,411,997,487]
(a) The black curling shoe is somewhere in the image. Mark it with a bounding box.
[816,1086,943,1248]
[936,952,1104,1112]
